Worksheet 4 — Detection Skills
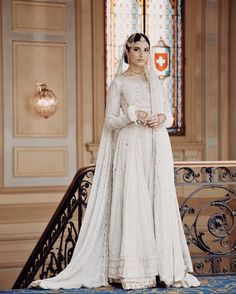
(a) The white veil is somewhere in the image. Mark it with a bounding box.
[30,33,200,289]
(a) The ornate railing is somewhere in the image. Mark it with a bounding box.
[13,161,236,289]
[13,165,95,289]
[175,161,236,276]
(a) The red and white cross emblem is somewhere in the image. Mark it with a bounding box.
[154,53,168,72]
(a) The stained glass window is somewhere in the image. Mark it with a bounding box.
[105,0,184,135]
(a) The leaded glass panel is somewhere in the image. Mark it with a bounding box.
[105,0,184,135]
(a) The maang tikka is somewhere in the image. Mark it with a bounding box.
[126,33,146,48]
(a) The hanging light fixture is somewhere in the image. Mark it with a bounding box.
[32,83,58,119]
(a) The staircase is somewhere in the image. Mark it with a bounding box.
[13,162,236,289]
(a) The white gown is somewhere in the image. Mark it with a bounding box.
[108,75,160,289]
[30,74,200,290]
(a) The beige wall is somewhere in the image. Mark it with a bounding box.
[0,0,77,289]
[229,0,236,159]
[0,0,233,289]
[180,0,229,162]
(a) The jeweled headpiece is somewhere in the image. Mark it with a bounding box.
[126,33,147,48]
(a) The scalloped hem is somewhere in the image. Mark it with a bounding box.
[110,273,200,290]
[122,277,156,290]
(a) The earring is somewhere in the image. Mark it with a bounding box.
[127,55,130,64]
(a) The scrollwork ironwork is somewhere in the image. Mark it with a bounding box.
[192,254,236,275]
[180,185,236,258]
[13,166,95,289]
[175,166,236,184]
[175,167,201,183]
[13,164,236,288]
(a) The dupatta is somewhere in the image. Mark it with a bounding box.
[30,45,198,290]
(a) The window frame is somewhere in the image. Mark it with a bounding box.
[104,0,185,136]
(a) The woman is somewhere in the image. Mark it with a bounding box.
[30,33,200,290]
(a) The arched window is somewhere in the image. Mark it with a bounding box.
[105,0,184,135]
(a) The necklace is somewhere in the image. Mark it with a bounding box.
[124,67,145,76]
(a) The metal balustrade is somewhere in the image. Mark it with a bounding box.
[13,161,236,289]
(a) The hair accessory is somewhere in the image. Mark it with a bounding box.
[139,33,146,42]
[126,34,135,48]
[126,33,147,48]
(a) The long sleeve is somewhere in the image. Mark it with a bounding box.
[104,79,132,131]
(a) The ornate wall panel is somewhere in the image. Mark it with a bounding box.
[173,148,203,162]
[2,0,76,187]
[0,0,75,284]
[12,0,66,33]
[13,147,68,177]
[0,196,61,289]
[13,41,67,137]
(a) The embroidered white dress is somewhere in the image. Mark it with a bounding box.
[107,75,157,289]
[30,74,200,290]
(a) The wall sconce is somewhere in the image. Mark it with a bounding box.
[32,83,58,119]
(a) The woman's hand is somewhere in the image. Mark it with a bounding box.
[144,113,166,128]
[135,110,150,124]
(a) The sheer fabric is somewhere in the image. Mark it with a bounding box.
[30,74,200,290]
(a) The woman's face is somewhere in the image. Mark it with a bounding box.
[126,41,150,68]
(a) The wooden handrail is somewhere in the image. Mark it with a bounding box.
[175,161,236,167]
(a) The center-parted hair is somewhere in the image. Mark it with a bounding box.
[124,33,150,64]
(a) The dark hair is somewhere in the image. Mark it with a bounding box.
[124,33,150,64]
